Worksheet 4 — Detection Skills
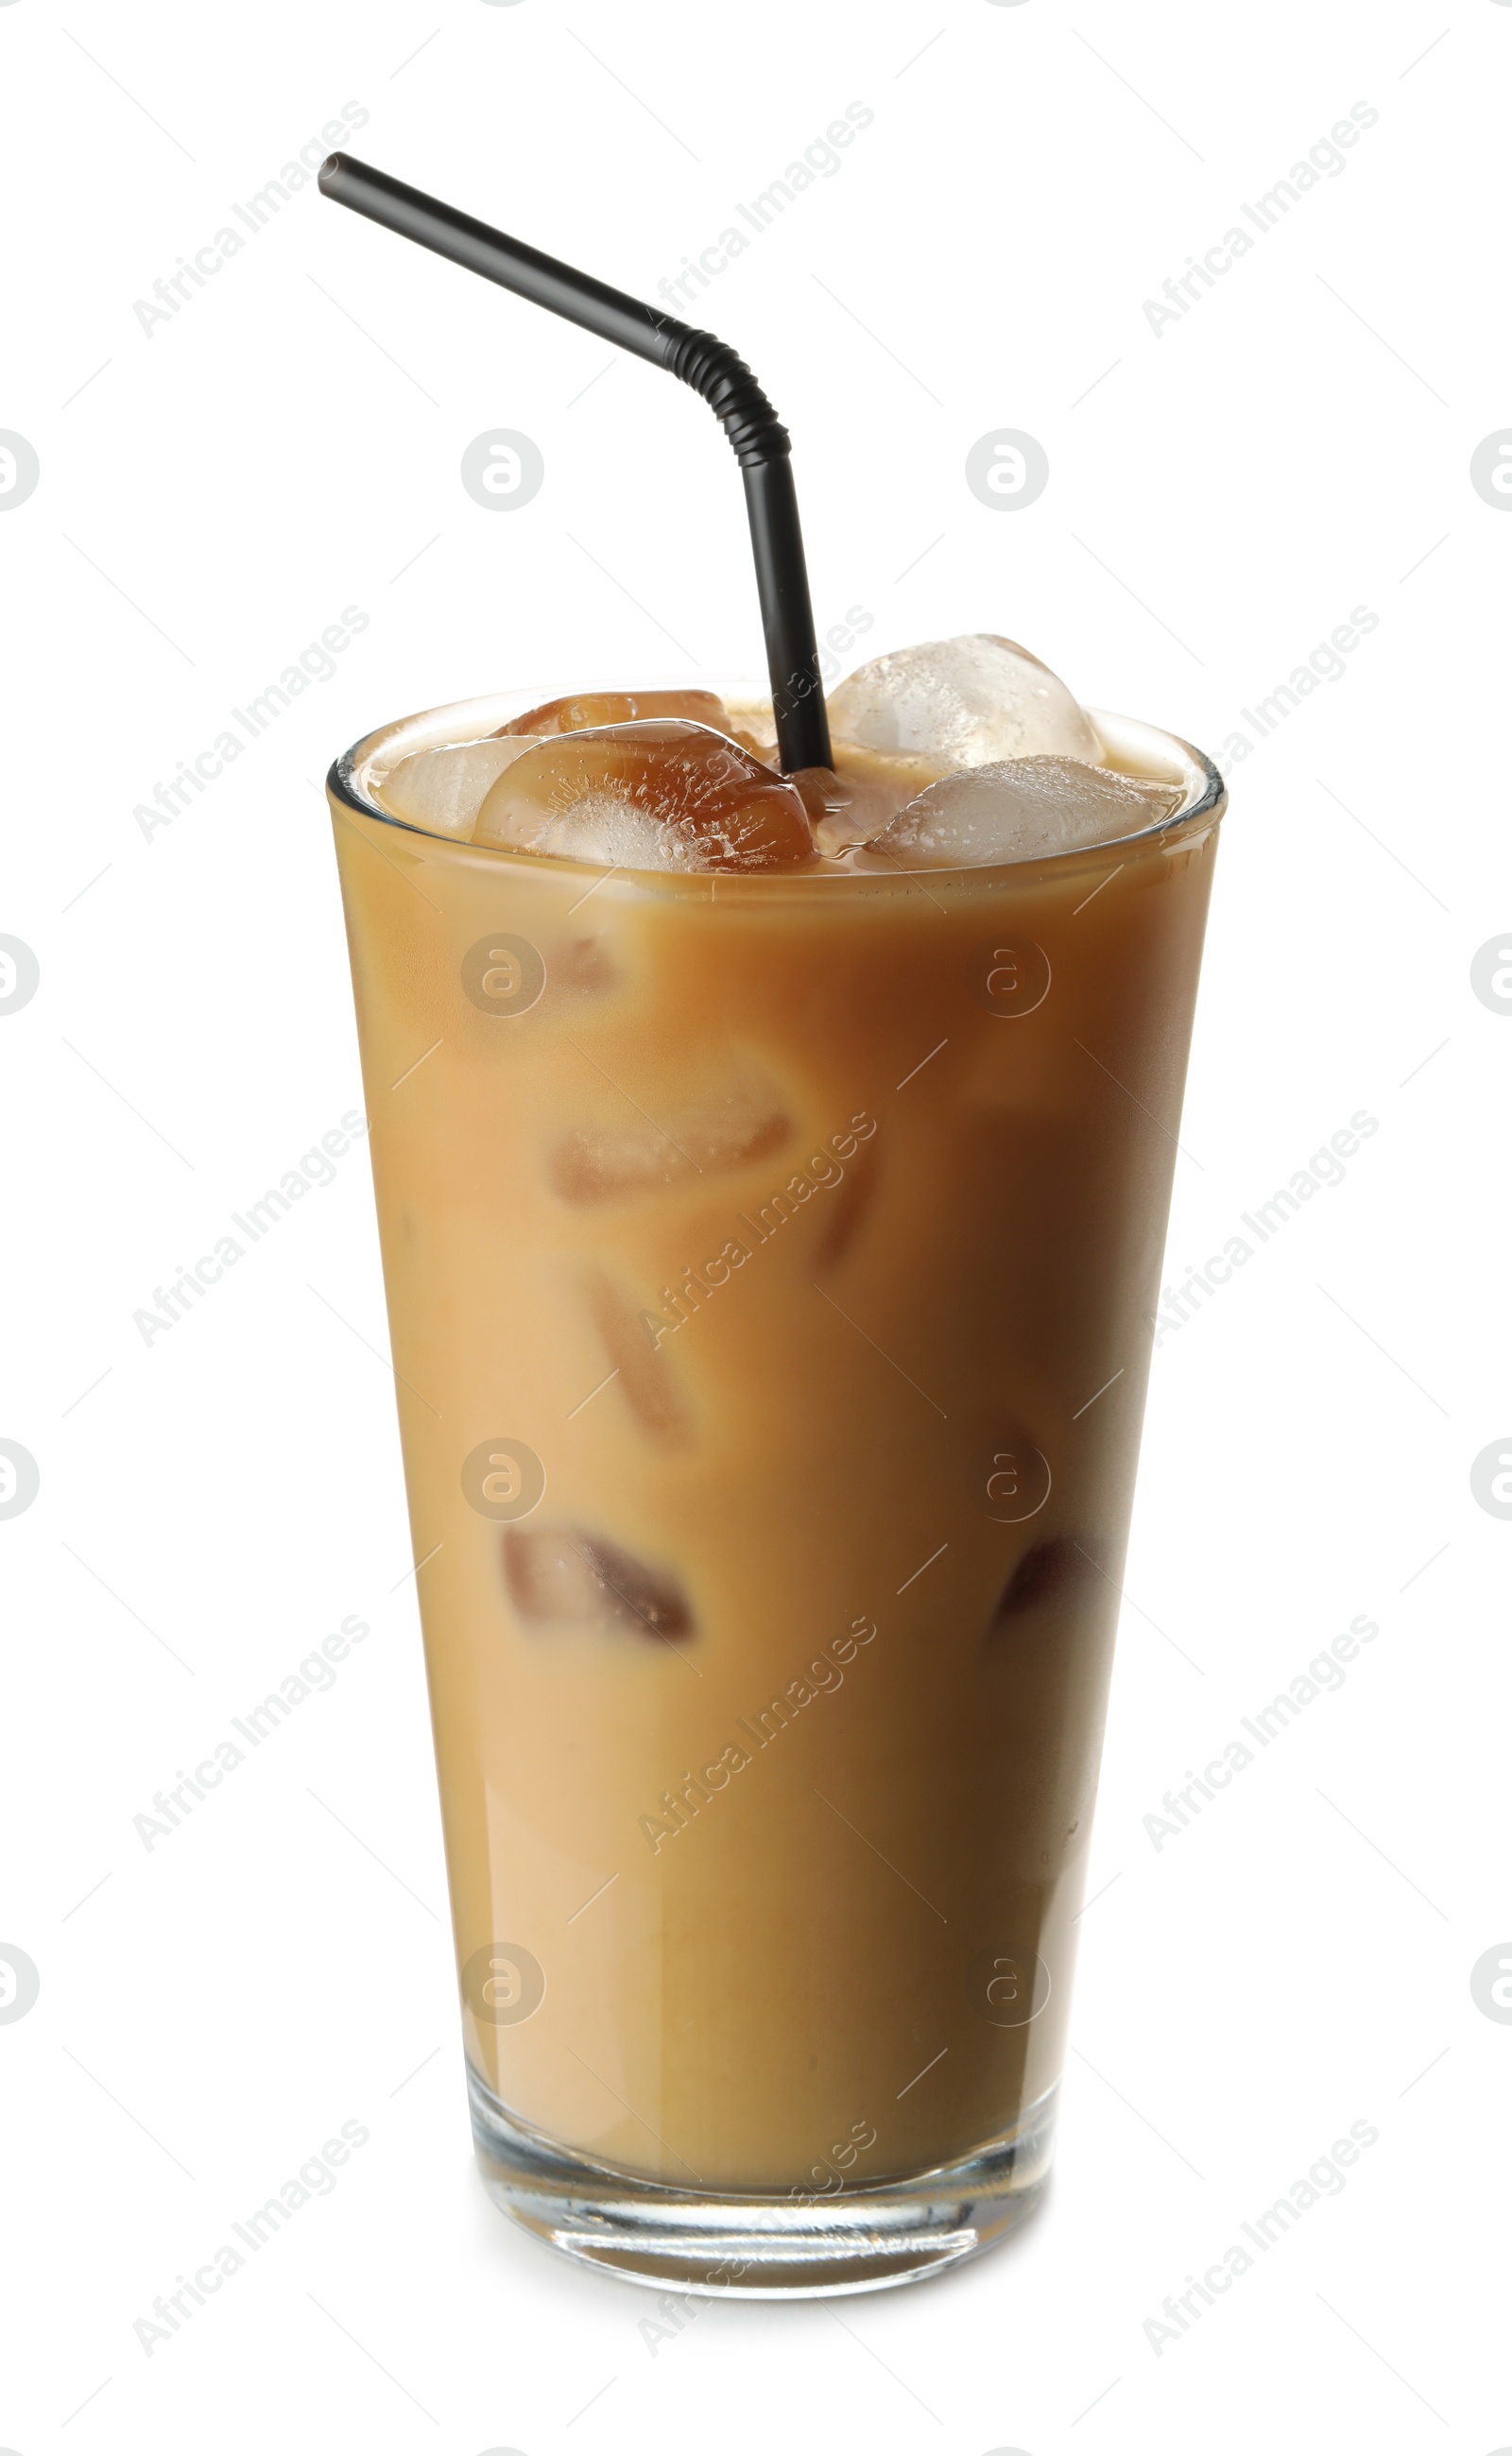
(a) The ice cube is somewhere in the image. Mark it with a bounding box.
[551,1058,791,1204]
[791,744,946,854]
[472,721,816,870]
[828,635,1102,767]
[378,735,534,838]
[587,1273,692,1445]
[554,934,619,996]
[862,757,1183,869]
[500,688,734,738]
[504,1524,694,1640]
[812,1142,881,1273]
[991,1536,1101,1626]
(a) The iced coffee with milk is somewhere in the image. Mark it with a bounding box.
[329,631,1224,2292]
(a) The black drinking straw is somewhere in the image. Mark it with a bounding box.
[318,154,833,774]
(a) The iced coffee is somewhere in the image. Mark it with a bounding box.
[328,633,1223,2291]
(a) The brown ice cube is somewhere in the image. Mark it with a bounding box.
[472,721,816,871]
[498,688,734,738]
[504,1524,693,1640]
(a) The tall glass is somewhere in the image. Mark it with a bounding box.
[328,690,1224,2293]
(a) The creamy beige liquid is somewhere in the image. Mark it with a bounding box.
[331,708,1219,2193]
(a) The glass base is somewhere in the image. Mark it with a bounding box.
[469,2064,1057,2296]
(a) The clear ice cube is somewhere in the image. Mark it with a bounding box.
[378,735,534,838]
[828,634,1102,767]
[789,752,938,856]
[472,721,816,871]
[863,756,1183,868]
[504,1524,694,1640]
[551,1060,791,1204]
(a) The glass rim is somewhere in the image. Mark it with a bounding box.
[327,687,1227,888]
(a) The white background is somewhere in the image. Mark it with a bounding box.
[2,0,1508,2448]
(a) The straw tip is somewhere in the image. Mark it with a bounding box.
[318,153,349,194]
